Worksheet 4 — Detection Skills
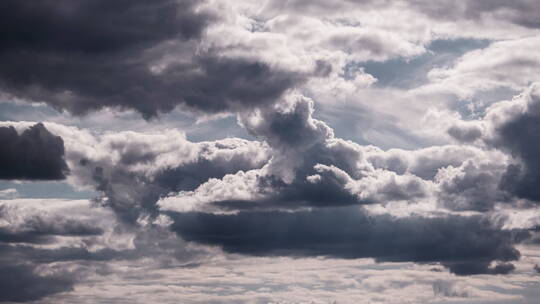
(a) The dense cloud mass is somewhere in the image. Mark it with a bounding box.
[2,0,540,303]
[0,123,68,180]
[495,85,540,201]
[0,0,304,118]
[170,208,520,275]
[0,263,75,302]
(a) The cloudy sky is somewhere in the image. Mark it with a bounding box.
[1,0,540,303]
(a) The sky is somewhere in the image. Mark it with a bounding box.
[1,0,540,303]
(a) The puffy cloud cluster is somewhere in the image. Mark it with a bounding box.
[159,95,432,214]
[42,124,271,223]
[447,83,540,204]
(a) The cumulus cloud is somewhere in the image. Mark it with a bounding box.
[34,123,270,223]
[437,84,540,208]
[490,84,540,202]
[446,83,540,204]
[159,95,433,214]
[0,123,68,180]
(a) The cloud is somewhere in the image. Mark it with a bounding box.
[0,199,106,302]
[492,84,540,202]
[0,203,103,244]
[432,280,470,298]
[0,263,75,302]
[0,123,68,180]
[0,0,305,118]
[447,83,540,204]
[0,188,17,199]
[422,36,540,98]
[435,156,510,211]
[86,137,269,223]
[0,198,213,302]
[3,1,540,302]
[159,94,436,214]
[408,0,540,29]
[45,124,271,223]
[441,83,540,207]
[169,207,521,275]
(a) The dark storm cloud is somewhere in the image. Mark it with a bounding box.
[0,123,68,180]
[498,114,540,201]
[0,0,207,53]
[0,263,75,303]
[0,0,304,118]
[494,87,540,202]
[170,207,521,275]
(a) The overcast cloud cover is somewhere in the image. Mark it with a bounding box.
[1,0,540,303]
